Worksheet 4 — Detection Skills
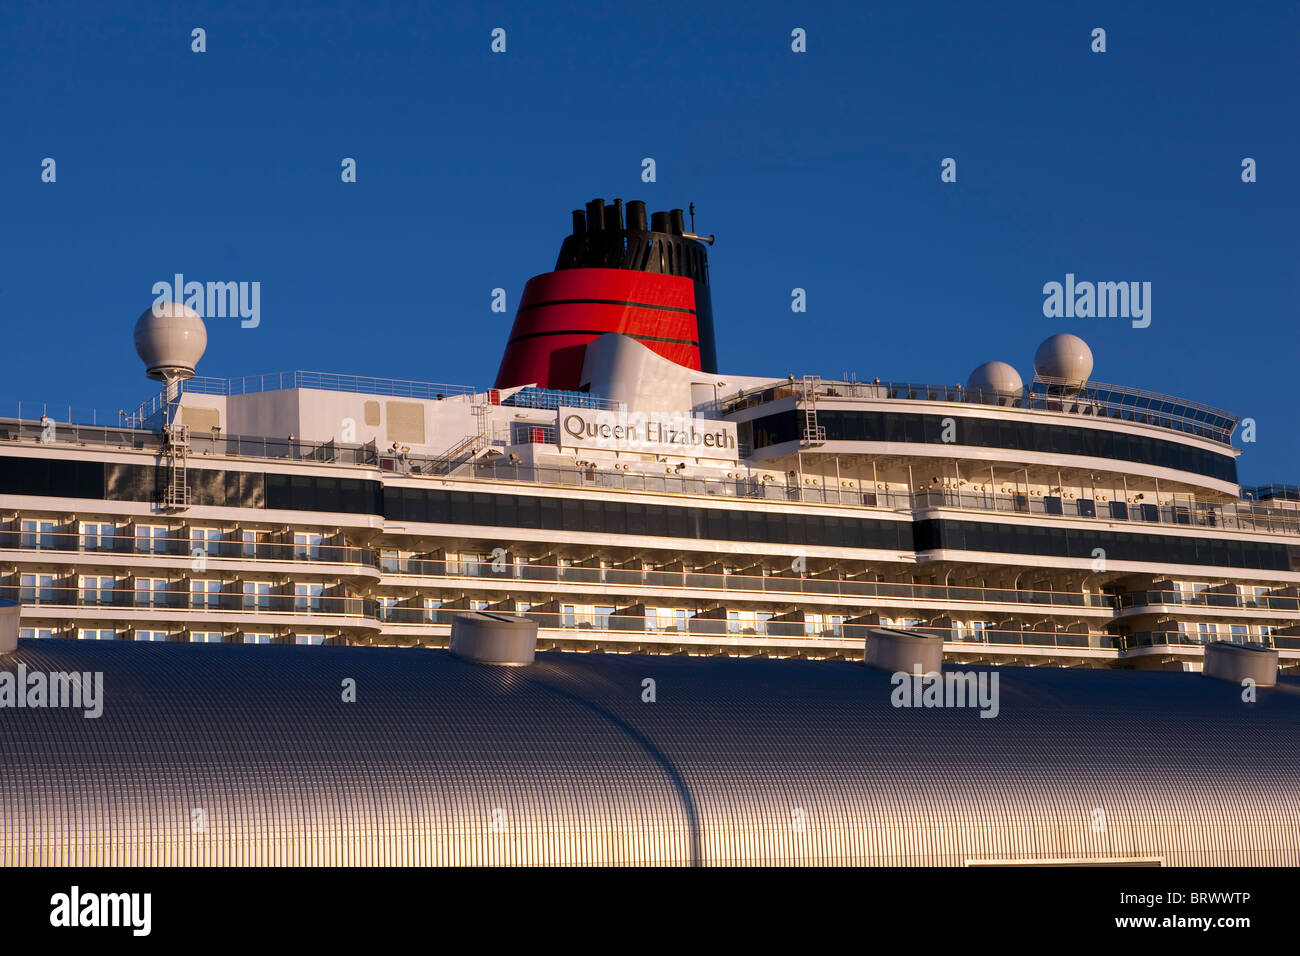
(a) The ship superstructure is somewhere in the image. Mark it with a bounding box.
[3,199,1298,671]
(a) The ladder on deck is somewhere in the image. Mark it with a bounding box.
[429,404,494,475]
[430,433,485,474]
[800,375,826,445]
[161,423,191,509]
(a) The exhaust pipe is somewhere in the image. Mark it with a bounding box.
[624,200,644,231]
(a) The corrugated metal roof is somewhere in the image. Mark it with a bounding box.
[2,640,1297,866]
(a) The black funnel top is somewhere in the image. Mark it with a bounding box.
[556,197,711,282]
[551,197,718,371]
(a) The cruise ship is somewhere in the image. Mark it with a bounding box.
[3,196,1298,672]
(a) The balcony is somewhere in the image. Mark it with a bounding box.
[378,609,1115,655]
[383,557,1116,612]
[0,529,379,568]
[3,585,379,622]
[1116,589,1300,614]
[1117,630,1300,652]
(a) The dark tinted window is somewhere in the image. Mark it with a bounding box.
[913,518,1290,570]
[0,457,106,499]
[384,487,909,552]
[0,455,373,514]
[752,410,1237,483]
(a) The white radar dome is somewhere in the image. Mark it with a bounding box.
[134,302,207,381]
[967,361,1023,405]
[1033,333,1092,389]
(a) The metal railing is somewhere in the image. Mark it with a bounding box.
[501,387,621,411]
[126,372,483,428]
[1116,589,1300,613]
[0,417,162,449]
[382,556,1116,610]
[1117,630,1300,652]
[182,371,481,400]
[1033,379,1236,443]
[1244,484,1300,502]
[0,530,379,567]
[377,609,1115,651]
[0,416,386,464]
[0,401,128,428]
[909,624,1112,650]
[3,585,377,619]
[455,459,913,506]
[913,488,1300,536]
[723,377,1238,445]
[381,609,1300,656]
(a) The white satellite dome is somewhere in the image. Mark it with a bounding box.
[1033,333,1092,389]
[134,302,207,381]
[967,361,1023,405]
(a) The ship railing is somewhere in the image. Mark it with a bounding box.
[907,624,1114,650]
[382,556,1116,610]
[501,387,622,411]
[126,391,169,429]
[124,378,623,426]
[0,417,162,451]
[1243,483,1300,503]
[0,529,379,567]
[18,629,348,645]
[123,373,484,429]
[912,488,1300,536]
[1117,630,1300,652]
[2,585,378,619]
[1115,589,1300,613]
[0,401,135,429]
[377,609,1116,649]
[179,371,482,400]
[722,378,1237,445]
[0,416,386,464]
[454,458,914,507]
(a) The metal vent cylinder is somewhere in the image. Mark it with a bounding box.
[864,627,943,674]
[625,200,648,232]
[1203,641,1278,687]
[449,612,538,666]
[0,599,18,654]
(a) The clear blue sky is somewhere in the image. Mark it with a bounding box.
[2,0,1296,483]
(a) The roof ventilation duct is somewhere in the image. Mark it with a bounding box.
[1202,641,1278,687]
[863,627,943,674]
[449,612,538,666]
